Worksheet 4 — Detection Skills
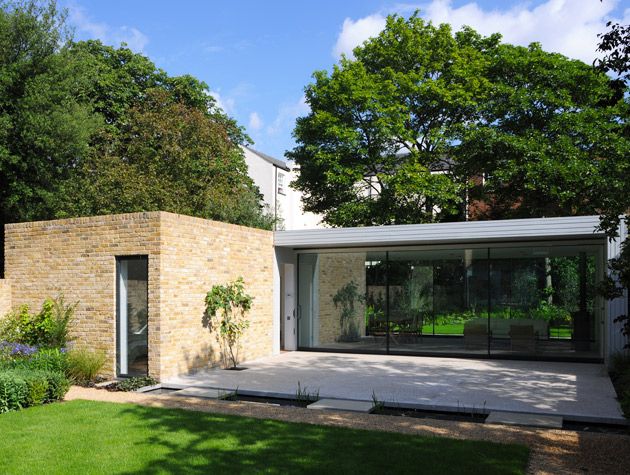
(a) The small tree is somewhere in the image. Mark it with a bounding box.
[204,277,253,369]
[333,281,364,342]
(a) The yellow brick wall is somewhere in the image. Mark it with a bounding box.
[158,213,274,379]
[3,212,274,380]
[317,252,366,344]
[4,213,162,377]
[0,279,11,317]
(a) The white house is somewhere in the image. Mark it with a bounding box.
[242,146,323,230]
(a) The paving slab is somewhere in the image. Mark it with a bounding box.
[166,352,625,424]
[174,387,234,399]
[486,411,563,429]
[308,398,375,413]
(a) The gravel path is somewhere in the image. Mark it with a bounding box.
[66,386,630,475]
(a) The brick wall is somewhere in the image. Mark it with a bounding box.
[317,252,366,344]
[158,213,274,379]
[4,213,162,377]
[3,212,275,380]
[0,279,11,317]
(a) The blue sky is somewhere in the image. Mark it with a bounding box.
[61,0,629,161]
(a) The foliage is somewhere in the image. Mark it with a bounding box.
[609,353,630,418]
[529,302,571,324]
[599,240,630,348]
[0,295,76,348]
[460,42,626,220]
[0,341,37,358]
[595,19,630,84]
[0,368,69,413]
[0,0,274,276]
[333,280,364,341]
[294,381,319,404]
[289,12,626,228]
[66,347,106,385]
[289,13,485,226]
[204,277,253,369]
[591,15,630,350]
[0,346,67,374]
[109,376,158,392]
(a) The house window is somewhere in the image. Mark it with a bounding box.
[277,172,286,195]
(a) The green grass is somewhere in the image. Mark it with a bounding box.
[423,323,465,335]
[0,400,529,474]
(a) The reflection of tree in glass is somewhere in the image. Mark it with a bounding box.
[334,281,364,342]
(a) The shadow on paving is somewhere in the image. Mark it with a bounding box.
[113,401,528,474]
[171,353,622,420]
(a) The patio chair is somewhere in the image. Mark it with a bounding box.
[509,324,536,352]
[464,323,489,350]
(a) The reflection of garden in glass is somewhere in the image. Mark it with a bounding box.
[299,242,603,358]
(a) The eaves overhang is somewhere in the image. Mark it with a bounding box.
[273,216,606,249]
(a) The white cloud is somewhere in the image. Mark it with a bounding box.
[333,0,630,63]
[333,14,386,59]
[68,4,149,53]
[266,96,310,136]
[248,112,263,131]
[208,89,235,115]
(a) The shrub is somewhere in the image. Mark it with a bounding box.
[204,277,253,369]
[66,348,106,385]
[0,347,68,374]
[0,341,38,359]
[0,369,69,413]
[18,370,49,406]
[28,348,68,373]
[111,376,158,392]
[0,295,77,348]
[44,371,71,402]
[0,371,28,413]
[609,352,630,418]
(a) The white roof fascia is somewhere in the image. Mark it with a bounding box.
[273,216,605,249]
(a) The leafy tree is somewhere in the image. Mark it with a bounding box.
[288,14,497,226]
[592,14,630,348]
[0,1,99,275]
[289,12,626,228]
[459,42,626,219]
[595,18,630,83]
[204,277,253,369]
[0,1,274,275]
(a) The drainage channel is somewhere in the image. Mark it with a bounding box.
[136,385,629,434]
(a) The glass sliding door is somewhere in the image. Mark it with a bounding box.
[388,248,488,355]
[296,241,604,361]
[298,251,387,352]
[117,256,148,376]
[488,244,602,359]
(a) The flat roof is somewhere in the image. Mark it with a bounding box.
[274,215,605,249]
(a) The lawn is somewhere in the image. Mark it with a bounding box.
[0,400,529,474]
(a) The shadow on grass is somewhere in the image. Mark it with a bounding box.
[113,401,528,474]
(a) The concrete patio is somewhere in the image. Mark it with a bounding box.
[165,352,625,424]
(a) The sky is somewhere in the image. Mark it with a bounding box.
[61,0,629,161]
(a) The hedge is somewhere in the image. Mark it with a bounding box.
[0,369,70,413]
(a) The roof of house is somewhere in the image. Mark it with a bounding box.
[244,146,290,171]
[274,215,606,249]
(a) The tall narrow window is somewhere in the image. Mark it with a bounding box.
[277,172,286,195]
[117,256,148,376]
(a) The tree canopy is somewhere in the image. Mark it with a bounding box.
[289,12,628,228]
[0,1,273,274]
